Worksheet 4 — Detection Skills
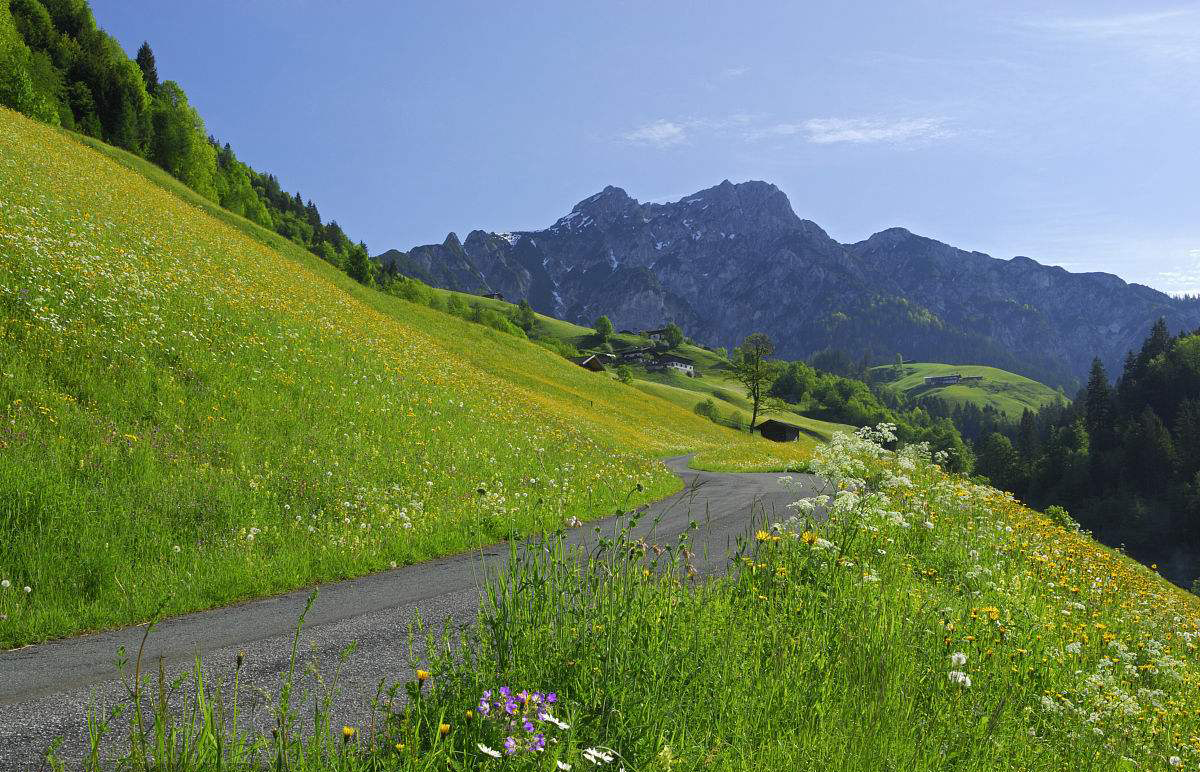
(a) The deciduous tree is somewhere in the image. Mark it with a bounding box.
[732,333,775,432]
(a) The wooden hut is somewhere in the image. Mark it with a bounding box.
[570,354,607,372]
[755,419,802,443]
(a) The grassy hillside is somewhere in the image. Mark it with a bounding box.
[84,424,1200,771]
[873,362,1062,419]
[0,108,814,646]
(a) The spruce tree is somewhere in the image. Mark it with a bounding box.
[1017,408,1039,460]
[1084,358,1115,451]
[135,42,158,94]
[1174,399,1200,480]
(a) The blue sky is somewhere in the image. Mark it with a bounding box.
[91,1,1200,294]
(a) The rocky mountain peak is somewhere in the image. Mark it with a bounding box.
[378,179,1200,388]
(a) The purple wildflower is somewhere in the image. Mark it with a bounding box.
[504,736,517,755]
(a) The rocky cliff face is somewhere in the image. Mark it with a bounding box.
[376,181,1200,388]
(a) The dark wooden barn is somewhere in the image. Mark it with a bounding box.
[570,354,607,372]
[482,292,506,301]
[755,419,802,443]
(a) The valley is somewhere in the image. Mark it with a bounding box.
[3,1,1200,769]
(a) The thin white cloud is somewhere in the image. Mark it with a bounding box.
[1157,248,1200,295]
[1024,8,1200,63]
[621,119,688,147]
[794,117,953,145]
[718,65,749,79]
[620,114,953,149]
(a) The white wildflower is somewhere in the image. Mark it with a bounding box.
[583,747,615,764]
[543,712,570,730]
[948,670,971,688]
[477,743,501,759]
[1065,642,1082,655]
[950,652,968,667]
[1169,756,1182,767]
[1,579,9,589]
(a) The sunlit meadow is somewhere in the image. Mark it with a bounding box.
[73,424,1200,771]
[0,107,809,646]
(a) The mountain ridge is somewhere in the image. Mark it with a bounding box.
[376,181,1200,388]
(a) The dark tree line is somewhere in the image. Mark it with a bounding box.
[1,0,374,285]
[972,319,1200,584]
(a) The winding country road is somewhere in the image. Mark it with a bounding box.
[0,456,822,768]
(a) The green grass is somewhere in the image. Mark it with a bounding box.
[65,425,1200,770]
[0,107,815,646]
[872,362,1063,420]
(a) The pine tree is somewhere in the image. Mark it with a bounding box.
[1017,408,1039,460]
[1125,406,1175,493]
[1174,399,1200,480]
[1135,318,1172,374]
[135,42,158,94]
[345,242,375,285]
[1084,358,1115,451]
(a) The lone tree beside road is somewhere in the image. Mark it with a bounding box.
[732,333,775,432]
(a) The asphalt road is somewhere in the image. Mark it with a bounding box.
[0,456,822,768]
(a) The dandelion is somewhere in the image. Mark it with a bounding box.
[1,580,9,589]
[22,586,30,594]
[478,743,501,759]
[1169,756,1182,767]
[416,669,430,683]
[950,652,968,667]
[341,726,355,740]
[948,671,971,688]
[394,742,405,752]
[439,722,451,736]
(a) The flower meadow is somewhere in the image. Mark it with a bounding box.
[65,423,1200,770]
[0,107,809,646]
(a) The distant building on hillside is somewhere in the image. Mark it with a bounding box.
[570,354,607,372]
[755,419,802,443]
[652,355,695,377]
[616,346,654,364]
[923,373,984,387]
[639,327,670,341]
[481,292,505,301]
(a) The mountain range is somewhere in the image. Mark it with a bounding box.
[375,180,1200,388]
